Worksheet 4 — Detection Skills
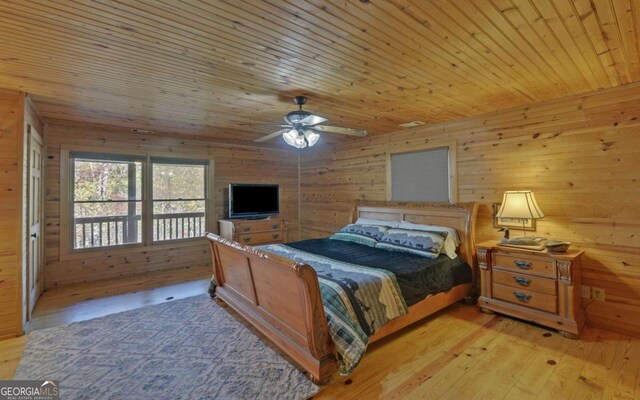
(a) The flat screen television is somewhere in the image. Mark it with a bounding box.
[229,183,280,219]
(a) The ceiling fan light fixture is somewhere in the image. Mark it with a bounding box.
[282,129,298,147]
[293,134,307,149]
[304,130,320,146]
[283,128,307,148]
[254,96,368,146]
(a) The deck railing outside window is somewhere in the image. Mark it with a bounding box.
[74,212,206,248]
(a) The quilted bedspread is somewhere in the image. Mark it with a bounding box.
[256,243,408,374]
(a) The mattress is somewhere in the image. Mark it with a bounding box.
[286,238,472,307]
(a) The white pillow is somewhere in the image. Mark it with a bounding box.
[355,217,401,228]
[398,221,460,259]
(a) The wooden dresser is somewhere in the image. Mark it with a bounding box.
[218,218,287,246]
[476,240,584,338]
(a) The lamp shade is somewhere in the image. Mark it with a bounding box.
[496,191,544,220]
[304,130,320,146]
[282,129,298,147]
[294,134,306,148]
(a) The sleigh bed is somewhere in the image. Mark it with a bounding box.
[206,201,479,384]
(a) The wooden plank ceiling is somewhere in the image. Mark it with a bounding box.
[1,0,640,147]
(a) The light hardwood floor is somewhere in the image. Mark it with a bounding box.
[316,307,640,400]
[1,267,638,399]
[28,265,211,331]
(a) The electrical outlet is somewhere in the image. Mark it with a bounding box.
[582,285,591,298]
[592,287,605,301]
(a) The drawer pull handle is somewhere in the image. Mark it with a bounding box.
[513,260,533,270]
[272,224,279,229]
[272,234,280,239]
[242,226,251,232]
[513,276,532,287]
[242,237,251,243]
[513,292,532,303]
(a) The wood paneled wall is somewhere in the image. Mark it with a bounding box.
[0,89,23,339]
[301,82,640,337]
[44,123,299,288]
[0,90,42,339]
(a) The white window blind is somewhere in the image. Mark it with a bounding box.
[390,147,450,202]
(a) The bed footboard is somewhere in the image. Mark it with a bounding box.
[206,233,337,384]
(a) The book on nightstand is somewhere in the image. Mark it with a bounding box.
[498,236,545,251]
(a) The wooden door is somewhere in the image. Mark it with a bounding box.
[27,126,44,318]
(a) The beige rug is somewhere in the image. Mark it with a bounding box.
[15,295,319,399]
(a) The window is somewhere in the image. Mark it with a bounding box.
[67,150,212,252]
[71,153,143,249]
[388,143,457,202]
[152,159,207,241]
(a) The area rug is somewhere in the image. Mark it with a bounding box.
[15,295,319,400]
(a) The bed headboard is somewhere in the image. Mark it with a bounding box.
[350,200,479,268]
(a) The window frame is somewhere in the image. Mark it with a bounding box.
[70,152,145,250]
[60,145,215,260]
[149,157,209,243]
[386,140,458,203]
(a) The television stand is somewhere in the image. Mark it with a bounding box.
[218,218,287,245]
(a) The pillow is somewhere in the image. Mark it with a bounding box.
[376,228,448,258]
[355,217,401,228]
[398,221,459,259]
[330,224,390,247]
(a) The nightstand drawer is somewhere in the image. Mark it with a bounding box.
[494,253,556,278]
[237,231,283,245]
[493,283,557,313]
[493,269,557,295]
[235,220,282,233]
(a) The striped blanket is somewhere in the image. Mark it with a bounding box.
[257,244,408,374]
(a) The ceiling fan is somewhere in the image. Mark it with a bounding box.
[254,96,367,148]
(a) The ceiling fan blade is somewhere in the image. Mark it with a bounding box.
[238,123,291,127]
[314,125,368,136]
[300,114,327,126]
[254,128,290,142]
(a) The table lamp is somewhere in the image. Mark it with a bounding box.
[496,190,545,250]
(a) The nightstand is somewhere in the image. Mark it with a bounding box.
[476,240,585,338]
